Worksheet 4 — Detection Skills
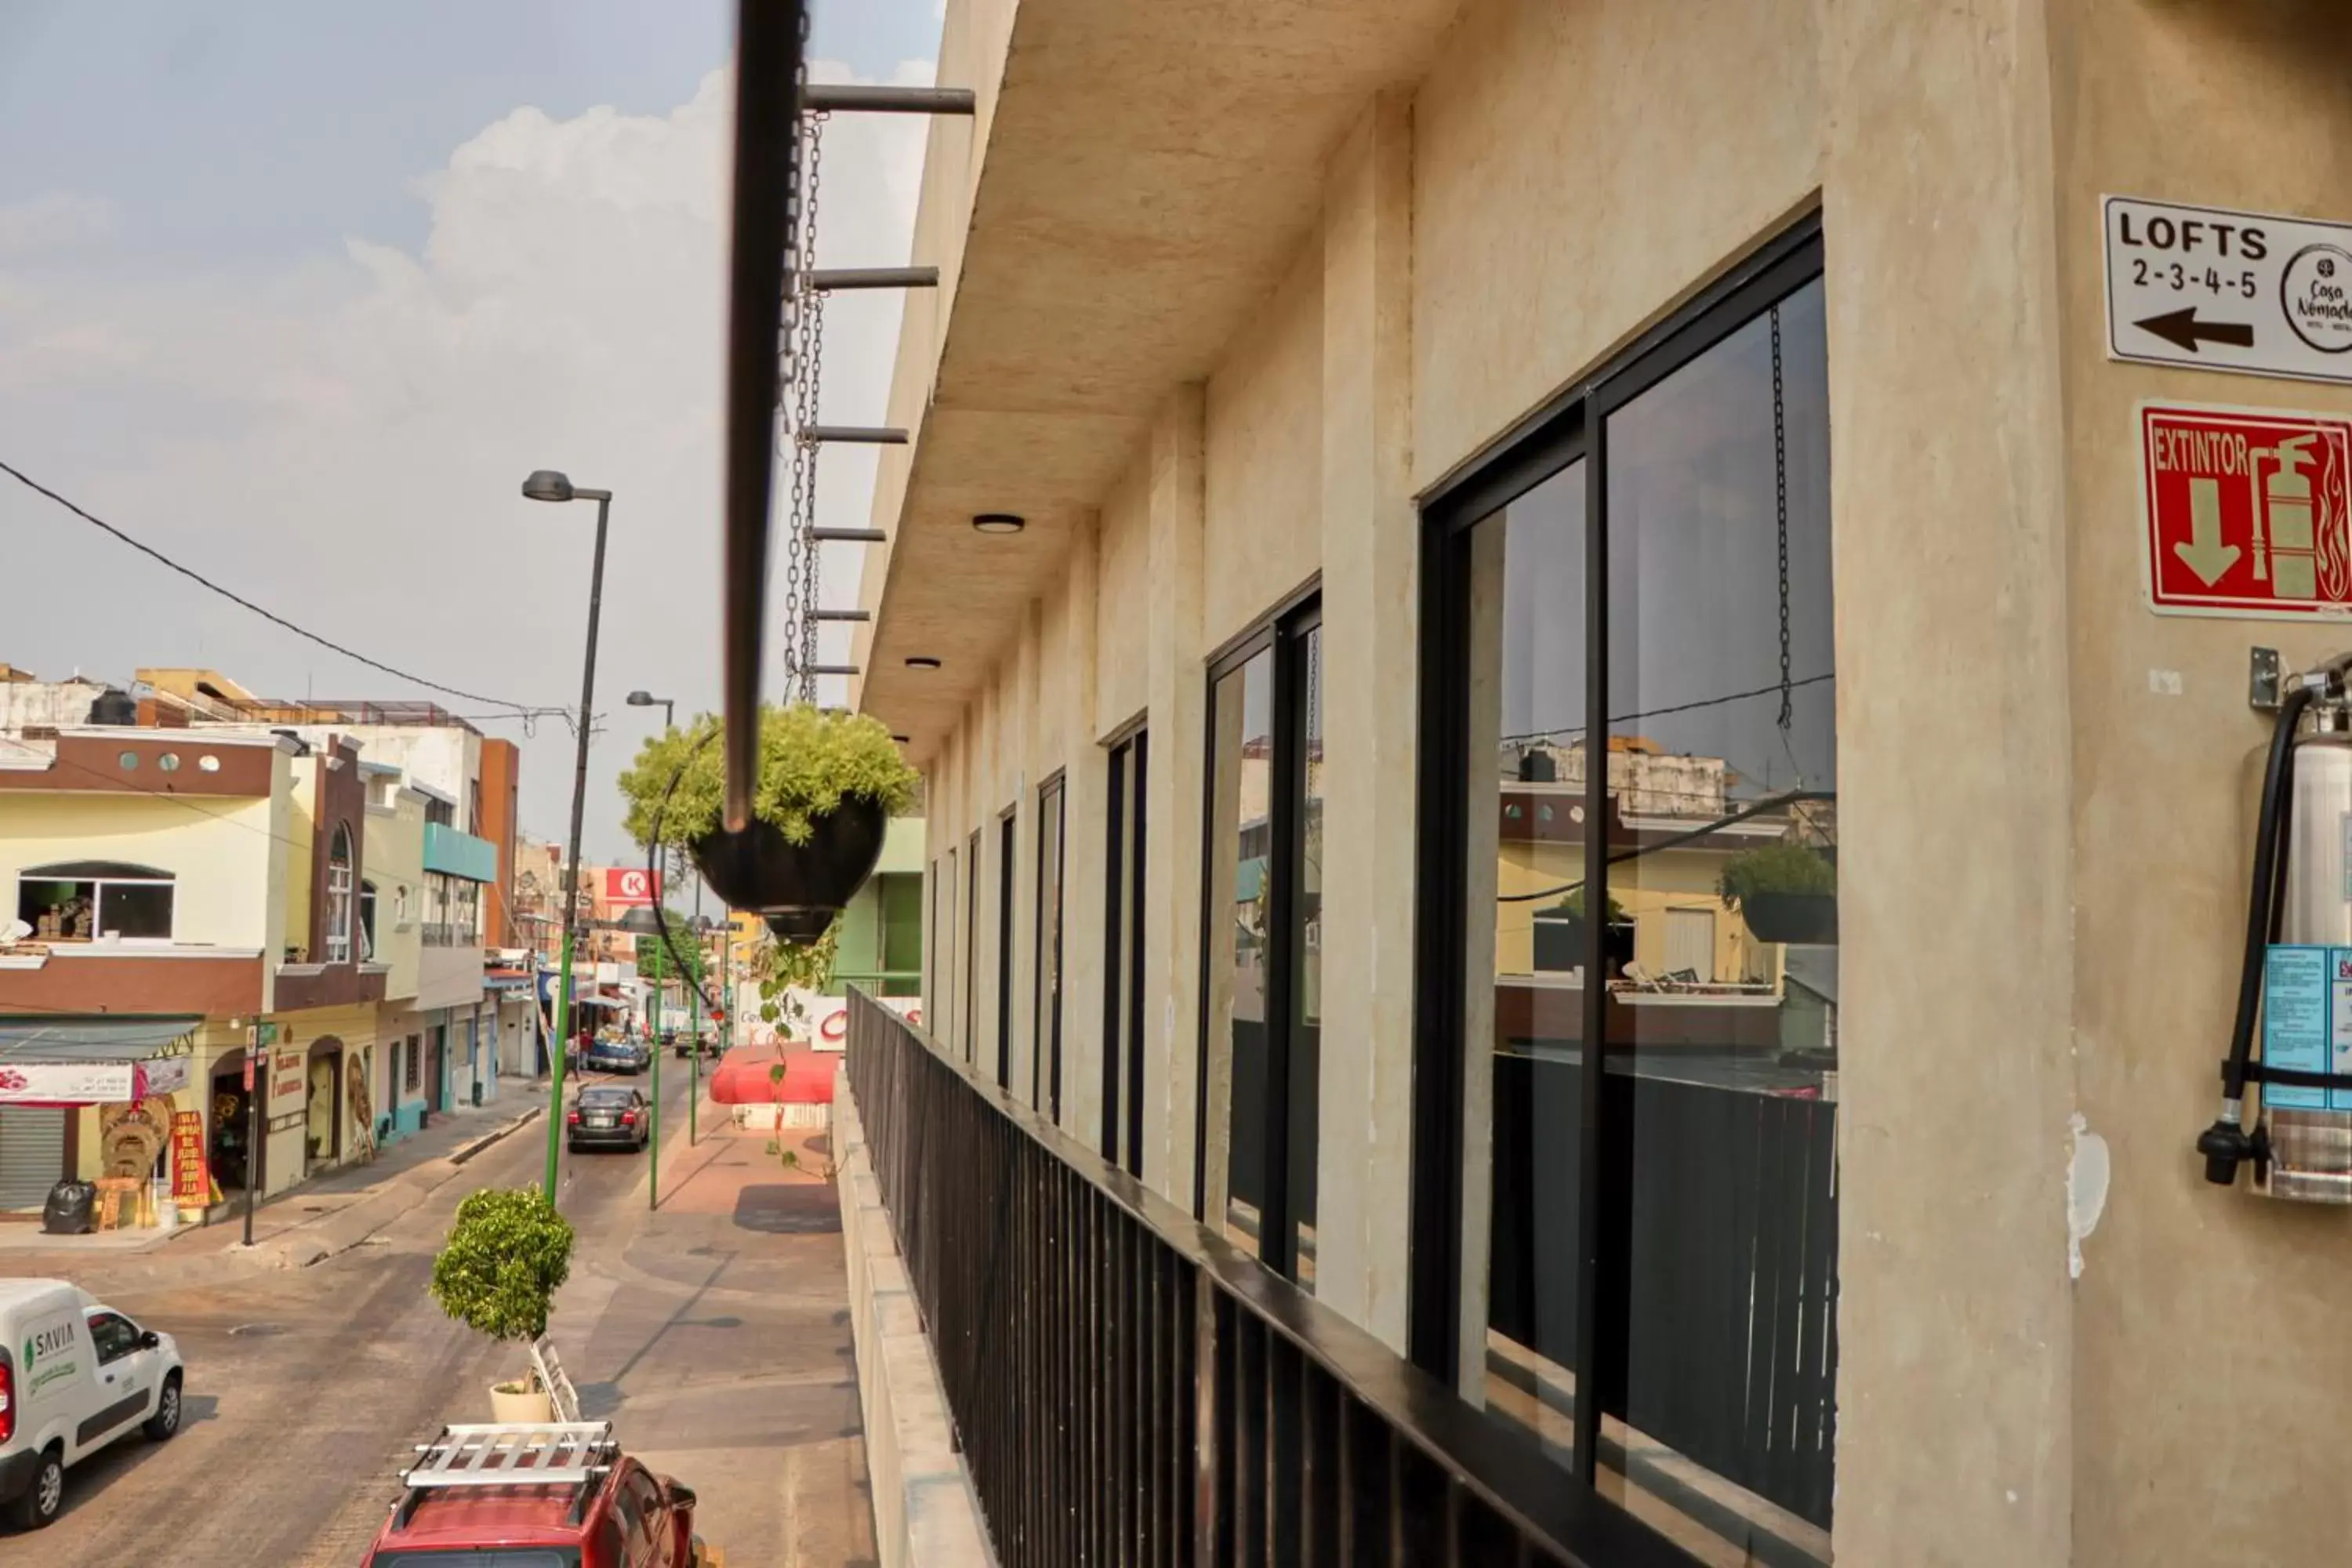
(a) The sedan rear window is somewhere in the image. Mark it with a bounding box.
[578,1088,633,1107]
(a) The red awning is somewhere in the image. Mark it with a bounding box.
[707,1046,836,1106]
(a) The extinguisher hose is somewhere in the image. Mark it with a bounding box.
[2223,683,2312,1105]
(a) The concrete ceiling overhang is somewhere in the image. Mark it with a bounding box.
[855,0,1463,754]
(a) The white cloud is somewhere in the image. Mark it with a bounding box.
[0,60,931,858]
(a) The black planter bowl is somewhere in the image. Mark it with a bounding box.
[690,797,889,946]
[1740,891,1838,946]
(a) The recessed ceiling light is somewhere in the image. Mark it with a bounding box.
[972,513,1025,535]
[905,656,942,670]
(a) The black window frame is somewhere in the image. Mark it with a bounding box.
[1192,586,1322,1287]
[1102,724,1149,1176]
[996,804,1017,1091]
[1409,216,1828,1486]
[964,829,981,1064]
[1034,771,1066,1120]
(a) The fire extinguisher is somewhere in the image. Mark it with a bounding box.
[2199,652,2352,1200]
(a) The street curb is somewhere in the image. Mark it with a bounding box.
[268,1106,543,1270]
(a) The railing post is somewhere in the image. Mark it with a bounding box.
[1194,1269,1219,1567]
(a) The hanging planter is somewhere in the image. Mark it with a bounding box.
[1719,842,1839,946]
[620,704,916,946]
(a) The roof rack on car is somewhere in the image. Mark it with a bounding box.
[393,1421,618,1529]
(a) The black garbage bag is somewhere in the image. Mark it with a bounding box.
[41,1178,95,1235]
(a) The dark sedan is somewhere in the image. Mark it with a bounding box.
[567,1086,649,1152]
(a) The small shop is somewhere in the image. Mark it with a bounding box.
[0,1015,202,1226]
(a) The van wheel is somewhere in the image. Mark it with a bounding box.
[8,1446,62,1529]
[144,1372,183,1440]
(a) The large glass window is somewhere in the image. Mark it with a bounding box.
[996,809,1016,1091]
[1421,230,1835,1566]
[16,861,177,942]
[1035,776,1066,1117]
[325,826,355,963]
[1103,729,1149,1175]
[1202,603,1323,1283]
[964,829,981,1064]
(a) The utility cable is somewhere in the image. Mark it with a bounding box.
[1499,672,1835,746]
[0,456,550,717]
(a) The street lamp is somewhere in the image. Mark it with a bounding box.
[626,690,675,731]
[524,468,615,1210]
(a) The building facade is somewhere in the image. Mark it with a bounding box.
[844,3,2352,1565]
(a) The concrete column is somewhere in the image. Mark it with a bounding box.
[1145,386,1208,1204]
[1820,2,2075,1563]
[1060,517,1109,1145]
[1314,93,1416,1352]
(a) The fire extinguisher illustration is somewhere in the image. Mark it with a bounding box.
[2249,434,2319,593]
[2200,653,2352,1200]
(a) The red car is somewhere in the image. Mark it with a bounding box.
[360,1423,702,1568]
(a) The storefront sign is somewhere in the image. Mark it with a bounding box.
[169,1110,210,1204]
[269,1045,308,1112]
[141,1055,191,1098]
[0,1061,136,1103]
[2107,197,2352,386]
[2140,402,2352,618]
[604,867,660,906]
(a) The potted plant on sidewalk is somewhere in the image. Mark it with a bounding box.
[429,1186,575,1421]
[619,705,918,946]
[1719,840,1839,946]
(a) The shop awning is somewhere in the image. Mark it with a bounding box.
[0,1016,202,1062]
[0,1016,201,1105]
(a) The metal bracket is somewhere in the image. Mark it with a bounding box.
[2250,646,2282,712]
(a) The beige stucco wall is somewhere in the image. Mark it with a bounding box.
[2048,5,2352,1566]
[881,0,2352,1563]
[1411,0,1823,492]
[1202,241,1323,652]
[0,789,281,950]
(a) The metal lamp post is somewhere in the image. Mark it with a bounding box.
[626,692,678,1206]
[523,468,615,1210]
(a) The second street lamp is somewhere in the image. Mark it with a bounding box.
[523,468,614,1210]
[626,690,675,731]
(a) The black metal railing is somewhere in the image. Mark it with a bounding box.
[845,989,1693,1567]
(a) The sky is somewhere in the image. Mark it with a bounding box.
[0,0,942,869]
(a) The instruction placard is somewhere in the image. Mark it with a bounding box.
[2107,196,2352,386]
[2261,946,2352,1110]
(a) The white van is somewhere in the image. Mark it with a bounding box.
[0,1278,184,1530]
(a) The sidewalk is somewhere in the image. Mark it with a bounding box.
[0,1091,544,1289]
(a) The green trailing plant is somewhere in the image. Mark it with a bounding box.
[429,1187,575,1345]
[619,703,918,850]
[1552,887,1630,924]
[1718,841,1838,909]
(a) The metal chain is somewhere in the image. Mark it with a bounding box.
[1770,304,1792,733]
[798,114,829,700]
[778,16,811,702]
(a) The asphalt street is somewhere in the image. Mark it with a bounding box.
[7,1071,873,1566]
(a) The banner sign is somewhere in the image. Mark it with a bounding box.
[169,1111,210,1204]
[141,1055,191,1098]
[0,1062,136,1103]
[604,868,660,906]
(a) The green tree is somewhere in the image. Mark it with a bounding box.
[430,1187,575,1344]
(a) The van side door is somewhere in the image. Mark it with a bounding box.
[77,1310,151,1449]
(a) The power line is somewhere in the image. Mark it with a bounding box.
[0,456,550,717]
[1501,672,1835,746]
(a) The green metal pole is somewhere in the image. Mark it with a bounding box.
[649,952,662,1208]
[690,877,703,1146]
[544,929,574,1201]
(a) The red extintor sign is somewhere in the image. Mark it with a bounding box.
[2141,402,2352,618]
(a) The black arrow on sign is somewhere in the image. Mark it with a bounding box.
[2136,307,2256,354]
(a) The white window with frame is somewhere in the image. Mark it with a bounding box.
[13,862,177,942]
[325,826,355,964]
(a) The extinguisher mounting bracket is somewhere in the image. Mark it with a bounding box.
[2249,646,2282,712]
